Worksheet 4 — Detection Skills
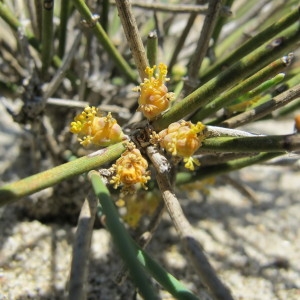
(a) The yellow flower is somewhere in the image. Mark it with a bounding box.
[70,106,125,147]
[158,121,206,170]
[120,190,160,228]
[110,147,150,190]
[180,177,216,197]
[134,63,174,120]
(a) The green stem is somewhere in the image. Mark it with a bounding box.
[192,56,290,122]
[210,0,235,47]
[234,73,285,104]
[0,2,72,79]
[41,0,54,77]
[34,0,42,39]
[200,134,300,153]
[222,82,300,128]
[176,152,283,185]
[89,171,158,300]
[0,2,40,50]
[152,22,300,131]
[100,0,110,32]
[147,31,158,67]
[69,194,97,300]
[0,142,127,206]
[58,0,70,58]
[135,247,200,300]
[201,6,300,82]
[71,0,137,82]
[89,171,200,300]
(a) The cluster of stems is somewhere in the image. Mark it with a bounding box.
[0,1,300,299]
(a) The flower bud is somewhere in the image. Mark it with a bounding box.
[158,121,206,170]
[134,63,174,120]
[110,147,150,190]
[70,106,125,147]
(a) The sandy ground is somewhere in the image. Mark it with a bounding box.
[1,102,300,300]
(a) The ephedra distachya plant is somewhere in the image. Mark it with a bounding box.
[0,0,300,299]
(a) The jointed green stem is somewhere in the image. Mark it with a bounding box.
[0,142,127,206]
[72,0,137,82]
[222,82,300,128]
[201,134,300,153]
[41,0,54,78]
[89,171,158,300]
[90,171,200,300]
[201,6,300,82]
[192,56,291,122]
[58,0,70,58]
[210,0,235,48]
[0,2,40,50]
[152,22,300,131]
[176,152,283,185]
[147,31,158,67]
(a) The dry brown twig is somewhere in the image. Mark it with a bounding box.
[114,0,148,80]
[146,145,234,300]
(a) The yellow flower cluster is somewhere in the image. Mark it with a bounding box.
[158,121,206,170]
[110,146,150,190]
[117,190,160,228]
[70,106,125,147]
[134,63,174,120]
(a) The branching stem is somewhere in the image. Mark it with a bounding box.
[201,5,300,82]
[146,145,234,300]
[0,142,127,205]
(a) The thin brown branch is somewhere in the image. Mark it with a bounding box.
[114,0,148,80]
[220,175,258,204]
[146,145,234,300]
